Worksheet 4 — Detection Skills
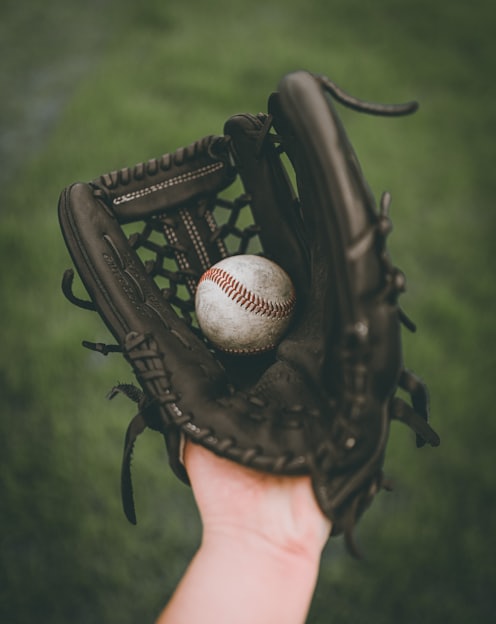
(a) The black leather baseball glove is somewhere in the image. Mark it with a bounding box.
[58,70,440,556]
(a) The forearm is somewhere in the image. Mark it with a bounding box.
[157,527,322,624]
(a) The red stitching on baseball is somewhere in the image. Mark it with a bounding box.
[199,266,295,319]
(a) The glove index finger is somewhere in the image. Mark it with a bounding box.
[224,113,310,300]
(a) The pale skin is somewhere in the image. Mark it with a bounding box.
[157,442,331,624]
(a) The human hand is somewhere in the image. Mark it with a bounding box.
[184,441,331,562]
[157,443,331,624]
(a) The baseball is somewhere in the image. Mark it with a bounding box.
[195,255,296,354]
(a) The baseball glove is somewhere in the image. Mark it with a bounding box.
[58,70,440,556]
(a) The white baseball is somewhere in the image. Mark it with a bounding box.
[195,255,296,354]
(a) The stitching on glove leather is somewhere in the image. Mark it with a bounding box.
[112,162,224,205]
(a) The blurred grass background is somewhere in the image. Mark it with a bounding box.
[1,0,494,622]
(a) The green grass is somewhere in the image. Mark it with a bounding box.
[1,0,495,622]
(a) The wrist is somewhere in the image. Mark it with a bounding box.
[196,526,322,624]
[201,518,326,567]
[159,527,322,624]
